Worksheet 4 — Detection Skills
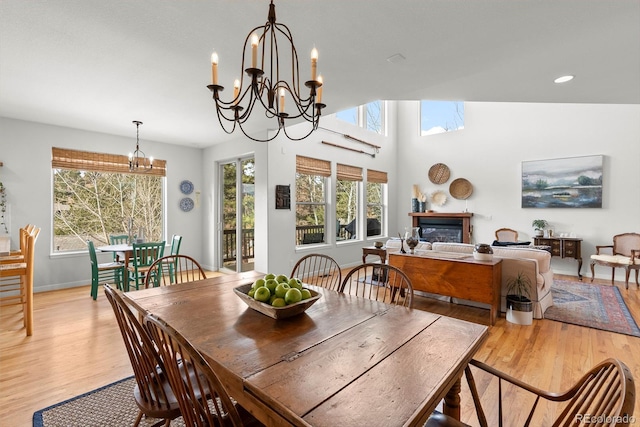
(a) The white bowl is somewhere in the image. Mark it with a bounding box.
[473,252,493,261]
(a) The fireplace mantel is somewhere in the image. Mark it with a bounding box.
[409,212,473,243]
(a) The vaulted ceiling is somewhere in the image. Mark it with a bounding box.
[1,0,638,147]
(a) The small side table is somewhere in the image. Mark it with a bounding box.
[362,246,387,264]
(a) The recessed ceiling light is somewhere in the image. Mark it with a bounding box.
[554,75,574,84]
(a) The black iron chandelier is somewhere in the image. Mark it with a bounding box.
[128,120,153,172]
[207,0,325,142]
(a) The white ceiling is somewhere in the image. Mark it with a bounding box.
[1,0,639,147]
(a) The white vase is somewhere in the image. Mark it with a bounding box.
[506,308,533,325]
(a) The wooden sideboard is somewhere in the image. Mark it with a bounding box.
[409,212,473,244]
[389,252,502,325]
[534,236,583,279]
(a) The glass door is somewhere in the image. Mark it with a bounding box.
[219,156,255,272]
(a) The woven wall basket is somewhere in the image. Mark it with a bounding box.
[450,178,473,200]
[428,163,450,184]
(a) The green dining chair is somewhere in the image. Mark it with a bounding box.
[127,241,165,291]
[109,234,131,263]
[87,240,124,300]
[163,235,183,284]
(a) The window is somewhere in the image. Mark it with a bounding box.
[366,169,387,238]
[52,148,166,253]
[336,164,362,240]
[420,101,465,135]
[295,156,330,245]
[335,101,386,135]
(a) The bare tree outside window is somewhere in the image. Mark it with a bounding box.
[53,169,163,251]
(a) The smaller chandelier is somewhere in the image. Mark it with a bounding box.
[129,120,153,172]
[207,0,325,142]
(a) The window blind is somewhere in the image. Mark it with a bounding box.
[367,169,388,184]
[337,164,363,181]
[296,156,331,177]
[52,147,166,177]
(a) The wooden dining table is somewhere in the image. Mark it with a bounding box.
[122,271,488,427]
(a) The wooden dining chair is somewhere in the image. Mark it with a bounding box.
[340,263,414,307]
[438,358,635,427]
[144,254,206,288]
[103,284,181,427]
[290,253,342,291]
[2,226,40,264]
[0,227,39,336]
[87,240,124,300]
[127,241,165,291]
[144,313,262,427]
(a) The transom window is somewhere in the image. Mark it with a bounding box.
[335,100,386,135]
[420,101,465,135]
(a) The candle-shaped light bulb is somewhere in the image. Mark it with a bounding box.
[149,157,153,166]
[211,52,219,85]
[279,88,285,113]
[251,34,259,68]
[317,75,323,103]
[233,79,240,104]
[310,47,318,81]
[128,152,133,161]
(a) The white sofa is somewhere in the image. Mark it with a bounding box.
[429,242,554,319]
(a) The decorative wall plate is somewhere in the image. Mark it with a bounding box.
[450,178,473,200]
[180,180,194,195]
[428,163,450,184]
[431,190,447,207]
[179,197,194,212]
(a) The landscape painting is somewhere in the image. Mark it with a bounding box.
[522,155,603,208]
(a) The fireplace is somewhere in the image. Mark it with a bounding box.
[418,217,463,243]
[409,212,473,244]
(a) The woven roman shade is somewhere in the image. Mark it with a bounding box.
[296,156,331,177]
[337,164,363,181]
[52,147,166,177]
[367,169,388,184]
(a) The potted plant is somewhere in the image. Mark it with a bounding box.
[505,272,533,325]
[531,219,548,237]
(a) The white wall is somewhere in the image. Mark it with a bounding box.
[2,101,638,291]
[395,102,640,280]
[0,117,204,292]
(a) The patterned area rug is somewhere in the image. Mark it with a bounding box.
[545,280,640,337]
[33,377,185,427]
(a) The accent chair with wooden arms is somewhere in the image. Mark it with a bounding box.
[495,227,518,242]
[590,232,640,289]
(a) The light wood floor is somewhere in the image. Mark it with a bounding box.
[1,273,638,426]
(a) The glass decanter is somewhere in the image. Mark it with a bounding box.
[404,227,420,254]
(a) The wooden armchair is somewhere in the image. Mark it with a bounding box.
[495,228,518,242]
[457,358,635,427]
[590,232,640,289]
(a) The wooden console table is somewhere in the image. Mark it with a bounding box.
[534,236,583,279]
[389,252,502,325]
